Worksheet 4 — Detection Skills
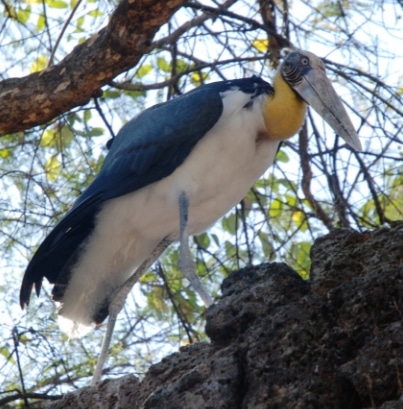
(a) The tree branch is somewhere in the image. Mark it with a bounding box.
[0,0,187,136]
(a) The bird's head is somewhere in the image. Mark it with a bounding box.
[280,49,362,151]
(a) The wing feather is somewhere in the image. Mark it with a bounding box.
[20,84,224,307]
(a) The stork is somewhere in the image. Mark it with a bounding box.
[20,49,361,384]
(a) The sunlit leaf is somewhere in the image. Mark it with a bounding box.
[0,346,16,365]
[191,72,209,86]
[46,0,68,8]
[136,64,153,78]
[40,129,56,147]
[0,149,11,158]
[18,7,31,24]
[269,198,282,218]
[89,9,103,17]
[45,156,61,182]
[175,59,188,73]
[30,55,48,73]
[156,57,171,72]
[5,4,31,24]
[292,210,308,231]
[83,110,92,123]
[76,15,85,30]
[252,39,269,53]
[36,14,45,31]
[292,241,311,279]
[285,194,297,207]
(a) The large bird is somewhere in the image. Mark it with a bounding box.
[20,49,361,384]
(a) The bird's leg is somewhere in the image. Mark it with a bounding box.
[91,237,171,386]
[178,192,213,307]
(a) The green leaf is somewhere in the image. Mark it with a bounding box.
[224,240,235,258]
[175,59,188,73]
[47,0,68,8]
[36,14,45,31]
[191,72,209,86]
[30,55,47,73]
[136,64,153,78]
[45,156,61,182]
[149,286,169,318]
[83,109,92,122]
[0,149,11,158]
[17,6,31,24]
[139,270,156,284]
[222,213,237,234]
[102,90,121,99]
[252,39,269,53]
[317,1,345,18]
[292,210,308,232]
[195,232,210,249]
[0,346,16,365]
[156,57,171,73]
[89,9,103,17]
[269,198,282,218]
[293,241,311,279]
[211,233,220,247]
[276,150,289,163]
[258,231,273,258]
[87,127,104,137]
[76,15,85,30]
[40,129,57,147]
[285,193,297,207]
[61,126,74,146]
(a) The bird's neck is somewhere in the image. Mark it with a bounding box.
[262,70,307,140]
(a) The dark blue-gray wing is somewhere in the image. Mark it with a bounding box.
[19,84,225,307]
[20,76,273,307]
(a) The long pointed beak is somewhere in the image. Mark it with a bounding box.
[292,67,362,151]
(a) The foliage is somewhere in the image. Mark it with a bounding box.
[0,0,402,406]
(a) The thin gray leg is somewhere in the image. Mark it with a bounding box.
[91,238,171,385]
[178,192,213,307]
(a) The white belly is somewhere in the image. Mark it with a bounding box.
[58,91,281,336]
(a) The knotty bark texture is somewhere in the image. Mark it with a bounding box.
[42,226,403,409]
[0,0,186,136]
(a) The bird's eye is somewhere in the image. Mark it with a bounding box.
[301,57,309,66]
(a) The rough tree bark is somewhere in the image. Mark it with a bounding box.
[0,0,186,136]
[42,226,402,409]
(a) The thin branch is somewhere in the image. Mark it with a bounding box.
[109,56,267,93]
[155,264,199,344]
[12,327,29,408]
[48,0,83,67]
[299,122,333,230]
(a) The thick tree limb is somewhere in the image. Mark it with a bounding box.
[0,0,186,136]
